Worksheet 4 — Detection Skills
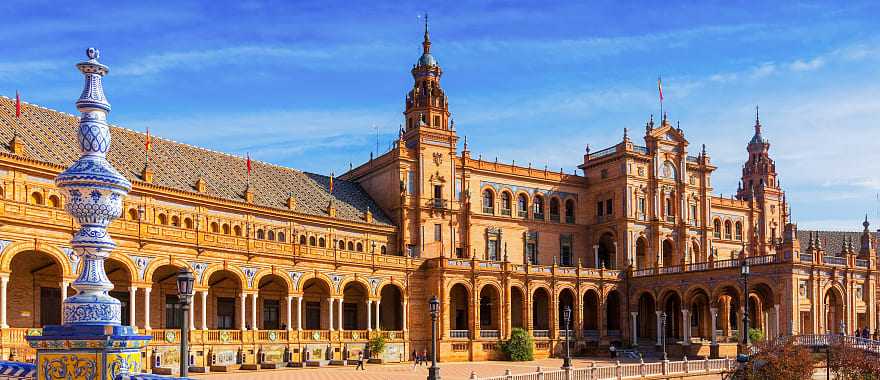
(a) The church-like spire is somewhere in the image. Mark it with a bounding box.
[404,16,449,133]
[750,105,765,145]
[422,13,431,54]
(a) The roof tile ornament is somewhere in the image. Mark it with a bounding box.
[55,48,132,325]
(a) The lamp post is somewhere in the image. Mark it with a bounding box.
[741,258,750,349]
[562,306,572,369]
[428,296,441,380]
[661,312,668,361]
[176,268,195,377]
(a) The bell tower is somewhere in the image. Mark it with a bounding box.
[403,15,451,136]
[737,107,778,200]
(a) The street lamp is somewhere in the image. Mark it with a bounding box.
[562,306,572,369]
[176,268,195,377]
[660,312,668,360]
[741,258,751,349]
[428,296,441,380]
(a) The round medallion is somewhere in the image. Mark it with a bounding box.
[268,330,278,342]
[351,332,360,340]
[388,331,396,339]
[164,330,176,343]
[220,330,230,343]
[312,331,321,340]
[26,328,41,336]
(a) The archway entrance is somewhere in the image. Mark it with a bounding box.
[105,258,133,326]
[637,292,657,343]
[257,274,288,330]
[379,285,403,331]
[8,250,64,327]
[583,290,599,340]
[661,291,683,341]
[479,285,500,332]
[449,284,470,333]
[662,240,675,267]
[597,233,615,269]
[206,269,242,330]
[558,288,575,334]
[510,287,524,329]
[532,288,550,334]
[824,288,844,334]
[151,264,187,329]
[635,238,648,269]
[688,289,711,341]
[301,278,331,330]
[606,291,621,335]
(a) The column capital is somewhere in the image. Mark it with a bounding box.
[144,287,152,293]
[128,285,138,292]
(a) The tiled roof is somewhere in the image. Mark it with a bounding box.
[0,96,392,227]
[797,229,875,253]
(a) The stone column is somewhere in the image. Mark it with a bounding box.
[709,308,717,345]
[297,296,303,331]
[773,304,780,338]
[337,298,343,331]
[328,297,334,331]
[681,309,690,345]
[655,310,663,346]
[128,286,137,328]
[593,245,599,268]
[630,312,638,344]
[61,281,69,302]
[239,293,246,330]
[286,296,293,331]
[376,299,382,330]
[189,292,196,330]
[0,275,9,328]
[367,300,373,331]
[143,287,152,330]
[403,300,408,331]
[251,293,258,330]
[200,290,208,330]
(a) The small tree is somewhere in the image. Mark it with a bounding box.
[828,341,880,380]
[368,336,386,359]
[748,328,764,343]
[501,328,534,361]
[737,338,815,380]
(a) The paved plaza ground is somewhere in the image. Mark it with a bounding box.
[188,358,725,380]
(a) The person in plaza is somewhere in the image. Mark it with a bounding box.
[862,326,870,339]
[411,350,418,369]
[421,349,428,366]
[609,344,617,358]
[356,351,365,370]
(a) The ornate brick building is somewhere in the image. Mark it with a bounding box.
[0,25,875,370]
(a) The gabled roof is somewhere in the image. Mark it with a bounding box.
[0,96,392,227]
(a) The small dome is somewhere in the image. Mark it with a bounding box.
[417,53,438,67]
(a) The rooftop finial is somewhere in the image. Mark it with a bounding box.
[422,13,431,54]
[864,214,870,229]
[623,127,629,141]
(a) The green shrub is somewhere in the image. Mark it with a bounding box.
[368,336,386,358]
[748,328,764,343]
[501,328,534,361]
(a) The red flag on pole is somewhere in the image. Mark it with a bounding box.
[145,128,152,151]
[657,76,663,103]
[15,91,21,118]
[246,153,252,176]
[329,172,334,194]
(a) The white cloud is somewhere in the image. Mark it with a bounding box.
[789,57,825,71]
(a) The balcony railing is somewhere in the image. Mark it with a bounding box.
[430,198,448,209]
[483,207,494,214]
[500,208,512,216]
[517,210,528,218]
[583,329,599,341]
[565,215,574,224]
[800,253,814,262]
[856,259,869,268]
[558,330,573,338]
[450,330,470,339]
[479,330,500,339]
[534,212,544,220]
[550,213,560,222]
[823,256,846,266]
[532,330,550,338]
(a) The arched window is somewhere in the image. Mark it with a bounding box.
[211,222,219,233]
[713,219,721,238]
[517,194,528,218]
[222,223,231,235]
[724,221,732,240]
[565,199,575,223]
[278,232,286,242]
[347,241,354,251]
[48,195,61,208]
[171,215,180,227]
[318,237,326,247]
[158,213,168,225]
[309,236,316,246]
[300,235,307,245]
[549,198,560,222]
[29,191,43,205]
[735,222,743,240]
[128,208,139,220]
[267,230,275,241]
[356,242,364,252]
[256,229,265,240]
[234,225,242,236]
[533,195,545,220]
[665,197,674,221]
[381,245,387,254]
[338,240,345,249]
[184,218,193,229]
[500,192,512,216]
[482,189,494,214]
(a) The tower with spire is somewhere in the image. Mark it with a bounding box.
[737,106,779,201]
[403,14,451,135]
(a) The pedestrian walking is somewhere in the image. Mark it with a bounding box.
[355,351,365,370]
[411,350,418,369]
[421,349,428,366]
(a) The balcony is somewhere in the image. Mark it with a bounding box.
[550,213,560,223]
[518,210,528,218]
[823,256,846,266]
[856,259,869,268]
[565,215,574,224]
[665,215,675,223]
[449,330,470,339]
[429,198,448,209]
[534,212,545,220]
[583,329,599,342]
[479,330,500,339]
[532,330,550,338]
[500,208,512,216]
[483,206,494,215]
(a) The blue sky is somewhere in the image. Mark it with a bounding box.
[3,1,880,231]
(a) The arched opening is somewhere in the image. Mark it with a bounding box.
[482,189,494,214]
[735,222,743,241]
[824,288,844,334]
[8,250,64,327]
[267,230,275,241]
[356,242,363,252]
[158,213,168,225]
[256,229,265,240]
[105,258,133,326]
[170,215,180,227]
[749,283,774,336]
[713,219,721,239]
[533,195,545,220]
[152,264,187,329]
[606,291,621,334]
[597,233,615,269]
[222,224,231,235]
[661,291,683,341]
[714,286,741,342]
[210,222,219,233]
[233,225,242,236]
[302,278,332,330]
[278,232,286,242]
[500,192,512,216]
[479,285,501,332]
[347,241,354,251]
[688,289,712,341]
[299,235,306,245]
[564,199,575,223]
[48,195,61,208]
[342,282,368,330]
[557,288,575,333]
[128,208,139,220]
[691,240,703,263]
[517,194,529,218]
[532,288,550,333]
[724,221,732,240]
[549,198,560,222]
[257,274,288,330]
[510,287,524,328]
[29,191,43,205]
[637,292,657,342]
[318,238,326,247]
[183,218,193,229]
[636,237,648,269]
[583,290,599,341]
[662,239,675,267]
[449,284,470,332]
[309,236,316,246]
[206,269,242,330]
[379,285,403,331]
